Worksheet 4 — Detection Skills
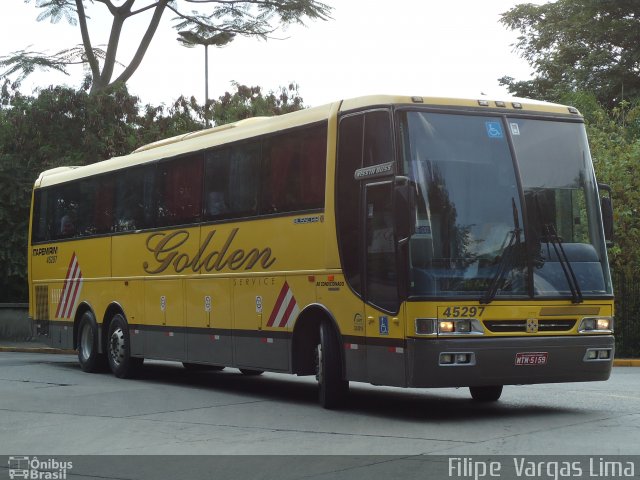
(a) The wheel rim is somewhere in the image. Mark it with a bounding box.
[79,323,93,361]
[315,330,324,384]
[109,327,126,367]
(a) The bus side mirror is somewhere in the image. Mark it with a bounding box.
[394,176,415,245]
[598,183,614,247]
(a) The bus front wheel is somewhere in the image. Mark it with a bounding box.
[77,311,107,373]
[107,314,142,379]
[469,385,503,402]
[316,321,348,409]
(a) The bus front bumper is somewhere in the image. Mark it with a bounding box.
[406,335,614,388]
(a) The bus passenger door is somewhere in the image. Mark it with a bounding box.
[363,181,407,387]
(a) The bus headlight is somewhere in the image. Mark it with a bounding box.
[415,318,437,335]
[579,317,613,333]
[437,319,484,335]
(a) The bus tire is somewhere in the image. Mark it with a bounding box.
[317,320,348,409]
[469,385,503,402]
[77,311,107,373]
[183,363,224,371]
[239,368,263,376]
[107,314,140,379]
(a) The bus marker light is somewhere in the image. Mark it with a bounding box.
[308,276,315,282]
[478,100,490,107]
[345,343,359,350]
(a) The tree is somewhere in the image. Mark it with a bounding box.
[499,0,640,108]
[1,0,331,94]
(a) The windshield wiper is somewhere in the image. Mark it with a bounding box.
[542,222,583,304]
[480,198,522,305]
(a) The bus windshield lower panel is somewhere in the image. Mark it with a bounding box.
[399,111,612,301]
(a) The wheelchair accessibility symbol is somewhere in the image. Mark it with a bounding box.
[485,121,504,139]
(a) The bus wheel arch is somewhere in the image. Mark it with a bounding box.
[292,304,343,376]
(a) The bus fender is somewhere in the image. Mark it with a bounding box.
[291,303,345,377]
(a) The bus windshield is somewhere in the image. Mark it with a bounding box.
[400,111,612,301]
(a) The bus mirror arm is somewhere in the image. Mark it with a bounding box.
[598,183,614,247]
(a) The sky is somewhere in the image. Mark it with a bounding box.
[0,0,548,108]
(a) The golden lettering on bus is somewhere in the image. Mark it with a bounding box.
[143,228,276,274]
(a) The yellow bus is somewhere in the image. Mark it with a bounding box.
[28,95,615,408]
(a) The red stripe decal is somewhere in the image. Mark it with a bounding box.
[64,271,83,319]
[56,253,76,318]
[267,282,289,327]
[277,296,297,328]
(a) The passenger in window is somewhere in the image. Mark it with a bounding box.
[60,214,75,237]
[207,191,228,216]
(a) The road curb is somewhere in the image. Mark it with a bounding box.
[0,346,76,354]
[613,359,640,367]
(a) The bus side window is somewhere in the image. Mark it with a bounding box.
[204,141,260,220]
[261,123,327,214]
[114,165,156,232]
[156,154,203,227]
[336,114,365,296]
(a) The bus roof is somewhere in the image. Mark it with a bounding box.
[35,94,581,189]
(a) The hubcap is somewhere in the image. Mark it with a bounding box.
[79,323,93,361]
[315,338,324,383]
[109,327,126,367]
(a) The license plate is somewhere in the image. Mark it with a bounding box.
[515,352,548,366]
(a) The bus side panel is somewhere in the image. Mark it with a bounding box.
[185,277,233,366]
[232,274,290,371]
[143,278,185,361]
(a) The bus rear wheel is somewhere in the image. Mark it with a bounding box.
[77,311,107,373]
[107,314,142,379]
[316,321,348,409]
[469,385,503,402]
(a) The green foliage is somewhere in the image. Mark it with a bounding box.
[210,82,304,125]
[0,81,304,302]
[557,91,640,276]
[500,0,640,109]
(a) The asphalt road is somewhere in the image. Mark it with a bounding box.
[0,351,638,459]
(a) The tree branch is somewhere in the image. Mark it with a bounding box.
[112,0,170,87]
[75,0,100,81]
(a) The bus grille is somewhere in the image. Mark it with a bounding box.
[484,319,576,333]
